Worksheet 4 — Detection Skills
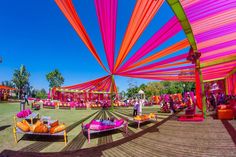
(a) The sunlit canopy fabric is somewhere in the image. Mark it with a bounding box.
[114,0,164,72]
[95,0,117,73]
[116,16,183,73]
[120,39,190,72]
[55,0,235,96]
[55,0,108,72]
[60,75,116,93]
[180,0,236,81]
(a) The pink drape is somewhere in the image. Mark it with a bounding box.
[119,53,188,74]
[117,16,182,73]
[55,0,108,72]
[95,0,117,73]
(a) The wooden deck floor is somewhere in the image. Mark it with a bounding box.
[1,109,236,157]
[102,117,236,157]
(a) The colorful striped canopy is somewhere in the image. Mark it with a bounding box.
[57,75,117,93]
[55,0,235,94]
[179,0,236,81]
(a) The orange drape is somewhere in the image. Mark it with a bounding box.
[55,0,108,72]
[122,39,190,71]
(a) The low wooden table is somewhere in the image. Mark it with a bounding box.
[132,114,158,128]
[13,117,67,145]
[13,127,67,145]
[82,121,128,143]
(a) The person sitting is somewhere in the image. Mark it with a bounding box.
[100,117,115,126]
[161,101,170,113]
[185,95,195,116]
[169,96,175,114]
[209,93,216,110]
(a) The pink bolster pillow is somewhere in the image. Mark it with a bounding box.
[114,119,124,127]
[89,124,101,130]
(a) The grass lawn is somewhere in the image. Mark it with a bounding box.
[0,102,163,153]
[0,102,99,152]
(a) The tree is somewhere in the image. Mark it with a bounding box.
[35,89,47,99]
[12,65,30,98]
[145,82,164,98]
[126,86,139,98]
[126,80,196,100]
[46,69,64,88]
[1,80,15,88]
[31,89,37,98]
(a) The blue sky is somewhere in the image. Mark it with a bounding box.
[0,0,187,92]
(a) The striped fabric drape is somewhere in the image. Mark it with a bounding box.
[95,0,117,73]
[55,0,108,72]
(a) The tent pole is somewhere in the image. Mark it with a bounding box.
[110,75,115,111]
[195,59,207,118]
[225,78,228,95]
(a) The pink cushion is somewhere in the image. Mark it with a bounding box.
[114,119,124,127]
[16,109,32,118]
[85,119,124,131]
[90,120,101,125]
[89,124,101,130]
[99,125,114,130]
[69,102,75,107]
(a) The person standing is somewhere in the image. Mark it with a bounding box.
[138,99,143,115]
[24,93,29,106]
[133,100,138,117]
[169,96,175,114]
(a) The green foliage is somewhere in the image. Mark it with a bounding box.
[36,89,47,99]
[46,69,64,88]
[145,82,163,98]
[127,86,138,98]
[126,80,195,99]
[31,89,47,99]
[12,65,30,97]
